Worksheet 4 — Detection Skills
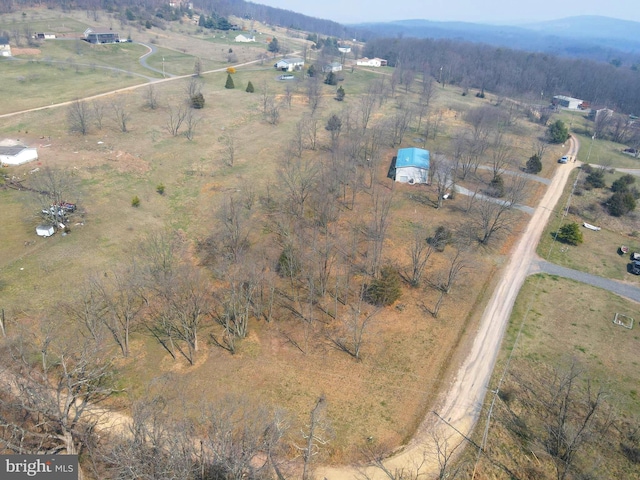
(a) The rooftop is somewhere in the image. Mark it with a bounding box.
[395,147,430,169]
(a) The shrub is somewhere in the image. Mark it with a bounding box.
[156,184,165,195]
[557,222,583,245]
[324,71,337,86]
[488,174,505,198]
[547,120,569,144]
[585,170,605,189]
[277,246,300,278]
[246,81,254,93]
[191,93,205,109]
[225,73,235,89]
[226,66,236,74]
[335,85,345,101]
[429,225,452,252]
[581,164,593,174]
[525,154,542,174]
[366,266,402,306]
[131,196,141,207]
[607,192,636,217]
[611,174,635,192]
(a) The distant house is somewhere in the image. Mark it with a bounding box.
[0,144,38,166]
[33,33,56,40]
[235,34,255,42]
[391,147,430,184]
[356,57,387,67]
[84,28,120,44]
[552,95,583,110]
[322,62,342,73]
[274,57,305,72]
[337,45,351,53]
[0,36,11,57]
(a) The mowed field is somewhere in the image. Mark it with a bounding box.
[0,8,571,463]
[470,274,640,478]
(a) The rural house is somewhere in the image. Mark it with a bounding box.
[33,33,56,39]
[84,28,120,44]
[322,62,343,73]
[235,34,255,42]
[0,143,38,166]
[337,45,351,53]
[0,36,12,57]
[356,57,387,67]
[274,57,305,71]
[552,95,583,110]
[391,147,430,184]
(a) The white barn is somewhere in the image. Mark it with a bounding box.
[0,145,38,166]
[393,147,430,184]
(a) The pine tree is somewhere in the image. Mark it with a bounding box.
[246,81,254,93]
[335,85,345,101]
[225,73,235,89]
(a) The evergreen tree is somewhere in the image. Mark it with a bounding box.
[366,266,402,306]
[225,73,235,89]
[324,71,337,85]
[526,154,542,174]
[557,222,583,245]
[335,85,345,101]
[191,93,205,109]
[547,120,569,144]
[246,81,255,93]
[268,37,280,53]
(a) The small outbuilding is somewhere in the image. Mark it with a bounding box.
[552,95,583,110]
[0,36,11,57]
[322,62,343,73]
[0,145,38,166]
[235,34,255,42]
[84,28,120,44]
[36,225,55,237]
[392,147,430,184]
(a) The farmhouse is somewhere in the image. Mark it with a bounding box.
[235,34,255,42]
[322,62,343,73]
[337,45,351,53]
[274,57,304,72]
[552,95,583,110]
[84,28,120,44]
[356,57,387,67]
[392,147,430,184]
[0,36,11,57]
[0,144,38,166]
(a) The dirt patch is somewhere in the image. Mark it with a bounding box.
[12,48,42,56]
[106,150,151,174]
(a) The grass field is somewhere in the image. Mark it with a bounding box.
[469,274,640,478]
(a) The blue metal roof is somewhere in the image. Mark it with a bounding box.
[395,148,430,169]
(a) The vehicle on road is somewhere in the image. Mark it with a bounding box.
[559,156,569,164]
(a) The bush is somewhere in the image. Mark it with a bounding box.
[226,66,236,74]
[131,196,141,207]
[488,174,505,198]
[607,192,636,217]
[526,154,542,174]
[557,222,583,245]
[335,85,345,101]
[324,71,337,85]
[156,184,165,195]
[611,174,635,192]
[191,93,205,109]
[246,81,254,93]
[225,73,235,89]
[429,225,452,252]
[581,164,593,174]
[366,266,402,306]
[585,170,605,189]
[547,120,569,144]
[277,246,300,278]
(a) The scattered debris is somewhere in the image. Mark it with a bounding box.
[583,222,601,231]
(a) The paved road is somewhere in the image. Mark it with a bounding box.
[530,258,640,303]
[136,42,176,78]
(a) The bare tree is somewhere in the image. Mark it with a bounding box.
[220,131,236,166]
[92,100,105,130]
[307,77,322,115]
[298,396,330,480]
[327,285,379,360]
[476,174,527,244]
[68,98,91,135]
[431,154,456,209]
[144,84,159,110]
[359,86,377,132]
[278,155,319,218]
[184,108,200,141]
[489,131,513,177]
[111,100,130,133]
[165,103,188,136]
[404,228,434,287]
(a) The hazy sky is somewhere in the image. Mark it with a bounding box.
[254,0,639,24]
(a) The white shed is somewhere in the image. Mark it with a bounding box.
[235,34,255,42]
[0,146,39,166]
[36,225,55,237]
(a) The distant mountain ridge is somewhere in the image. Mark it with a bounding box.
[353,16,640,64]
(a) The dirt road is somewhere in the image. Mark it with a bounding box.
[319,137,580,479]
